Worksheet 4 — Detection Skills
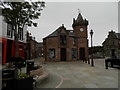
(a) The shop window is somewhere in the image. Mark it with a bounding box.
[49,49,55,59]
[71,48,77,59]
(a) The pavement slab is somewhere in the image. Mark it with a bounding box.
[34,58,118,88]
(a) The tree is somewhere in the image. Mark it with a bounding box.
[0,1,45,78]
[89,46,103,55]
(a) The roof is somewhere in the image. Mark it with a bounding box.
[72,13,88,28]
[43,26,62,39]
[76,13,84,23]
[43,26,76,39]
[38,42,43,48]
[102,31,120,45]
[47,28,60,37]
[116,33,120,39]
[66,30,76,37]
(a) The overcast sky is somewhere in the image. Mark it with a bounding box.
[28,2,118,46]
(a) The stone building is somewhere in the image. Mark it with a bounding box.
[37,42,44,57]
[102,30,120,58]
[43,13,89,61]
[26,32,38,60]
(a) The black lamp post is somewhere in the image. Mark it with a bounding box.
[90,29,94,66]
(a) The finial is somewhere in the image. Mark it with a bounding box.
[73,18,75,23]
[33,37,35,40]
[62,24,64,27]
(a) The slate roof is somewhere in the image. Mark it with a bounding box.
[66,30,76,37]
[38,42,43,48]
[43,26,76,39]
[43,13,87,39]
[72,13,88,28]
[43,26,62,39]
[116,33,120,39]
[76,13,84,23]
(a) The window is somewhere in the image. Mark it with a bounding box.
[71,48,77,59]
[49,49,55,59]
[18,28,23,40]
[60,35,66,45]
[112,40,114,45]
[73,38,76,45]
[7,24,13,38]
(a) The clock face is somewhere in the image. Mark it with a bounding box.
[80,28,84,32]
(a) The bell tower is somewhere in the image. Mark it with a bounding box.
[72,13,89,60]
[72,13,88,38]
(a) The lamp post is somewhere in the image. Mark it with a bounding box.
[90,29,94,66]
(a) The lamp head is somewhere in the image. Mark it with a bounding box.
[90,29,93,36]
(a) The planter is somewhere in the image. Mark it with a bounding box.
[2,78,14,90]
[2,68,15,79]
[13,77,33,90]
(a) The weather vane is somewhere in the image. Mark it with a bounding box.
[78,8,81,13]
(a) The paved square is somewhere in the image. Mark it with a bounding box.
[35,58,118,88]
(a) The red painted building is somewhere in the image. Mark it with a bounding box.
[1,38,7,64]
[1,16,27,64]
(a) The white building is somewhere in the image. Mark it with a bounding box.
[0,16,27,64]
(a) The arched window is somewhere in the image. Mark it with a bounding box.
[60,35,66,45]
[49,49,55,59]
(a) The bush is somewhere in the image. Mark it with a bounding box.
[6,63,15,68]
[18,73,30,79]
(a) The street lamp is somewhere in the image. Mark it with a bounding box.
[90,29,94,66]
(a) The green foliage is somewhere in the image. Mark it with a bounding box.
[0,1,45,78]
[89,46,103,54]
[18,73,30,79]
[6,62,15,68]
[1,1,45,28]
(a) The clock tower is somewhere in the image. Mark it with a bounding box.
[72,13,89,60]
[72,13,88,38]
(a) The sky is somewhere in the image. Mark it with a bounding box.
[27,1,118,46]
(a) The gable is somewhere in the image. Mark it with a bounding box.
[43,25,76,40]
[59,29,66,34]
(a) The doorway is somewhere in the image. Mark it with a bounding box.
[79,48,85,60]
[111,48,116,58]
[60,48,66,61]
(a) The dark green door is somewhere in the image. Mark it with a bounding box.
[61,48,66,61]
[79,48,85,60]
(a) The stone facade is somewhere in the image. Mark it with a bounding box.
[43,13,89,61]
[26,32,39,60]
[102,30,120,58]
[37,42,44,57]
